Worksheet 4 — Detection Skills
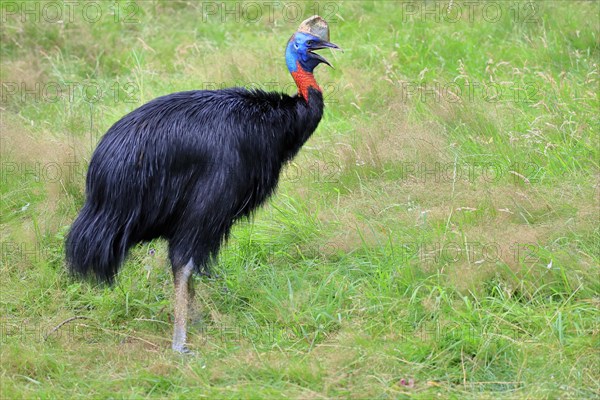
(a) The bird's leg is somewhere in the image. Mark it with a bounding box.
[188,271,196,308]
[172,258,194,353]
[187,269,201,324]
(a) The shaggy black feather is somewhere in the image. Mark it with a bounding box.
[66,87,324,282]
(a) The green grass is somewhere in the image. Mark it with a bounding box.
[1,0,599,398]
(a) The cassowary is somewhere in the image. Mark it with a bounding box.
[66,16,340,353]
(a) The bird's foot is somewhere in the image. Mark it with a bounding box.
[172,344,195,355]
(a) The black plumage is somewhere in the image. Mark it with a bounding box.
[66,88,323,282]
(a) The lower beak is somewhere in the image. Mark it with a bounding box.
[311,41,341,68]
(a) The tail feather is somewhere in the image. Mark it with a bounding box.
[65,204,133,283]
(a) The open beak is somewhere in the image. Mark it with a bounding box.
[310,40,341,68]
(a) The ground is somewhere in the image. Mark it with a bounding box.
[1,1,598,398]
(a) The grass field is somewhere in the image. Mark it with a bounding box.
[1,0,599,398]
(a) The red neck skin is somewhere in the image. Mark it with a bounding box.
[290,62,321,102]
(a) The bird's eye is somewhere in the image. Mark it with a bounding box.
[306,40,314,46]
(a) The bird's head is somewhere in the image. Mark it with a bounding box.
[285,16,340,74]
[286,16,340,101]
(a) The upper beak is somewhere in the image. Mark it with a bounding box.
[310,40,342,68]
